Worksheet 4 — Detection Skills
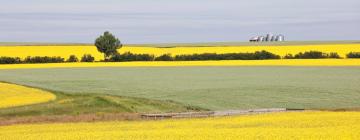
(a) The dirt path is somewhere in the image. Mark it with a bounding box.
[141,108,303,119]
[0,113,140,126]
[0,108,306,126]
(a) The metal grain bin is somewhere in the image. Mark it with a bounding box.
[277,34,284,41]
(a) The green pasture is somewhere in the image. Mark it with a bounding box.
[0,90,198,117]
[0,66,359,111]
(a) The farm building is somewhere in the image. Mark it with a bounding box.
[250,34,284,42]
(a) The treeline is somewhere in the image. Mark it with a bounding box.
[347,52,360,58]
[106,51,281,62]
[108,52,154,62]
[0,54,95,64]
[0,57,21,64]
[173,51,281,61]
[1,51,360,64]
[284,51,341,59]
[24,56,64,63]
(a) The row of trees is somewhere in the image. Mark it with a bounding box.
[171,51,281,61]
[284,51,341,59]
[1,32,360,64]
[0,54,94,64]
[347,52,360,58]
[1,51,359,64]
[106,51,281,62]
[93,31,360,61]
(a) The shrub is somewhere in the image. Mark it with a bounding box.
[283,54,294,59]
[0,57,21,64]
[253,50,281,59]
[81,54,95,62]
[288,51,341,59]
[155,54,174,61]
[294,51,325,59]
[108,53,122,62]
[175,53,217,61]
[24,56,64,63]
[109,52,154,62]
[66,55,78,62]
[347,52,360,58]
[329,52,341,58]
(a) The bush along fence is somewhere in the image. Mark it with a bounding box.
[0,51,359,64]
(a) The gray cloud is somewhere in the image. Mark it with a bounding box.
[0,0,359,43]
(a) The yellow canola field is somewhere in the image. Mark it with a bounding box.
[122,44,360,57]
[0,59,359,69]
[0,44,359,61]
[0,111,359,140]
[0,45,103,61]
[0,83,56,109]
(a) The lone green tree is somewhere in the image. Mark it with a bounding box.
[95,31,122,60]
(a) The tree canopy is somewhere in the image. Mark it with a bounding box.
[95,31,122,60]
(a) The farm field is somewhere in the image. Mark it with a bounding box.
[0,86,197,121]
[0,43,359,61]
[2,0,360,139]
[0,111,359,140]
[0,41,359,139]
[0,82,56,109]
[0,66,359,110]
[127,40,360,47]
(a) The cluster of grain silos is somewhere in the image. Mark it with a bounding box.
[249,34,284,42]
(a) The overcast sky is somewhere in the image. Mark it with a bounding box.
[0,0,359,44]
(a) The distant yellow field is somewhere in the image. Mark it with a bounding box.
[0,44,359,61]
[123,44,360,58]
[0,59,359,69]
[0,111,359,140]
[0,83,56,109]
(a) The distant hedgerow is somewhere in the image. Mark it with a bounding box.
[347,52,360,58]
[0,56,21,64]
[284,51,341,59]
[154,54,173,61]
[109,52,154,62]
[67,55,79,62]
[81,54,95,62]
[174,50,280,61]
[24,56,64,63]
